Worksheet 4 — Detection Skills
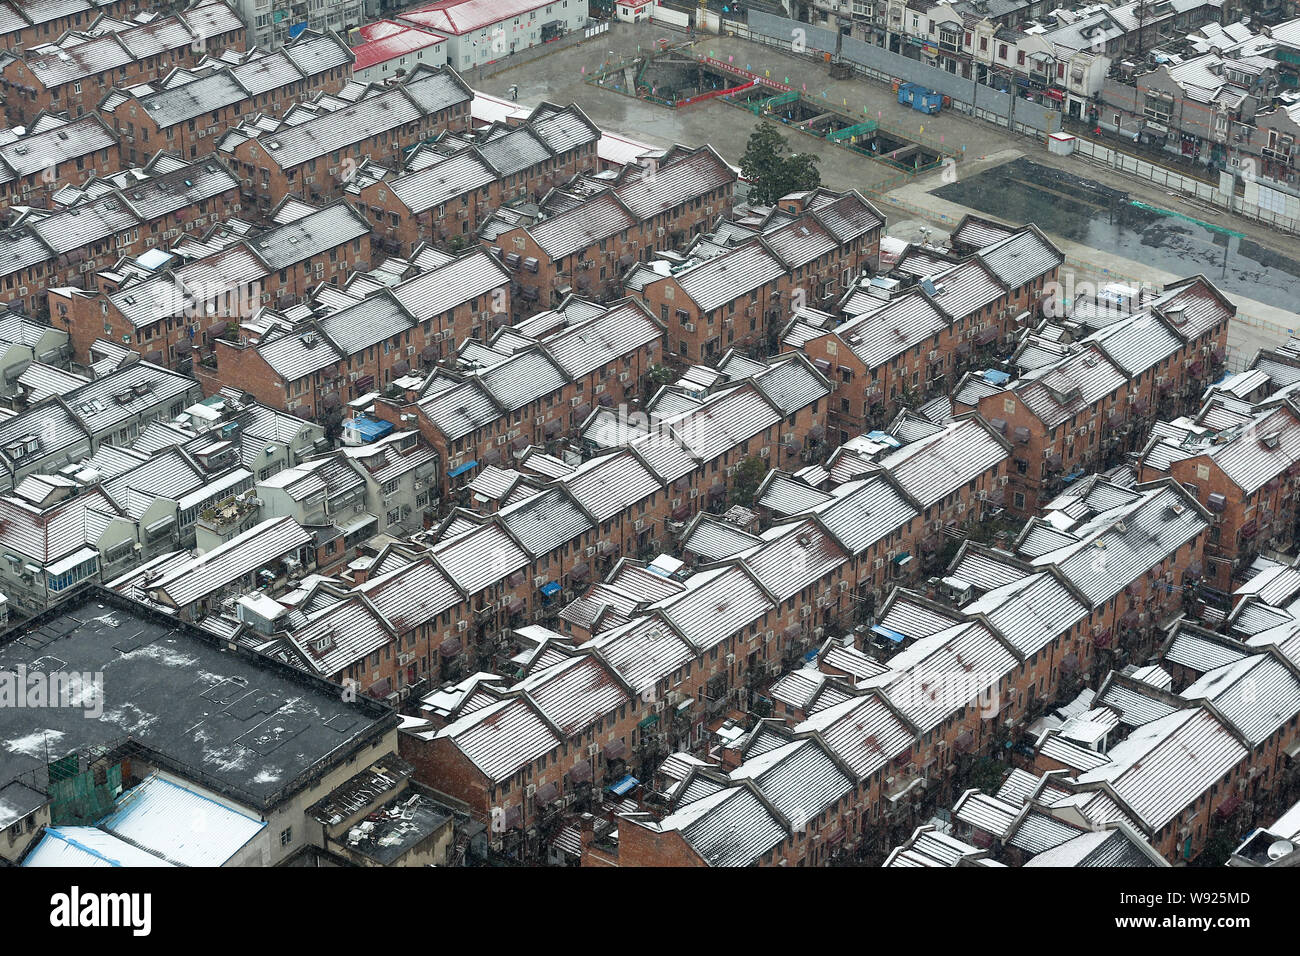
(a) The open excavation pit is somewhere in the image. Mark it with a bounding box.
[587,50,953,174]
[589,48,783,108]
[727,87,951,172]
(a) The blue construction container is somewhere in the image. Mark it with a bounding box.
[897,82,942,114]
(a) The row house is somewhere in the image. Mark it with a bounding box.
[940,217,1063,317]
[375,297,668,498]
[488,144,737,313]
[1081,285,1230,413]
[275,588,423,705]
[631,189,885,363]
[588,593,1048,865]
[398,502,926,858]
[999,477,1209,666]
[400,472,1217,864]
[0,151,241,314]
[204,248,509,422]
[1139,399,1300,596]
[599,482,1211,865]
[791,221,1061,439]
[1095,45,1282,170]
[100,29,354,166]
[142,515,314,619]
[933,699,1256,866]
[1095,656,1300,855]
[748,416,1008,614]
[0,0,136,53]
[357,364,831,686]
[401,480,1206,862]
[967,345,1131,516]
[965,275,1233,515]
[219,65,474,216]
[350,101,601,256]
[0,112,119,211]
[0,1,246,127]
[255,454,375,568]
[52,199,373,371]
[827,413,1011,571]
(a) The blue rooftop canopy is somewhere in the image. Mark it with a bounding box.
[872,624,907,644]
[447,460,478,478]
[607,775,639,796]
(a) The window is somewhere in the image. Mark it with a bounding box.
[280,827,293,846]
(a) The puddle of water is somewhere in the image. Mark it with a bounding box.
[934,157,1300,313]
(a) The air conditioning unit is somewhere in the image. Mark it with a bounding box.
[457,620,468,632]
[587,742,599,757]
[586,546,596,556]
[684,323,696,332]
[725,653,735,665]
[525,784,536,799]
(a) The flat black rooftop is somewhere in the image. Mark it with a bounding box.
[0,587,396,812]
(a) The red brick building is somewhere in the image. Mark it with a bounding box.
[0,112,120,211]
[489,144,736,313]
[351,102,602,257]
[631,189,883,363]
[0,1,246,127]
[100,29,353,166]
[221,65,474,217]
[50,199,372,371]
[202,247,508,421]
[1,152,241,314]
[1139,400,1300,595]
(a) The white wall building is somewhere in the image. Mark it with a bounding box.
[398,0,589,73]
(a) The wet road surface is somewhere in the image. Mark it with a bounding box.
[934,158,1300,313]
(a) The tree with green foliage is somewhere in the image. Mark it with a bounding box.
[739,123,822,206]
[731,455,769,508]
[646,363,677,392]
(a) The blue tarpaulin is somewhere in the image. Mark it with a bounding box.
[981,369,1011,385]
[872,624,906,644]
[607,775,639,796]
[540,582,561,597]
[345,416,394,444]
[448,460,478,477]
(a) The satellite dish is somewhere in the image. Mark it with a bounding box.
[1267,839,1294,861]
